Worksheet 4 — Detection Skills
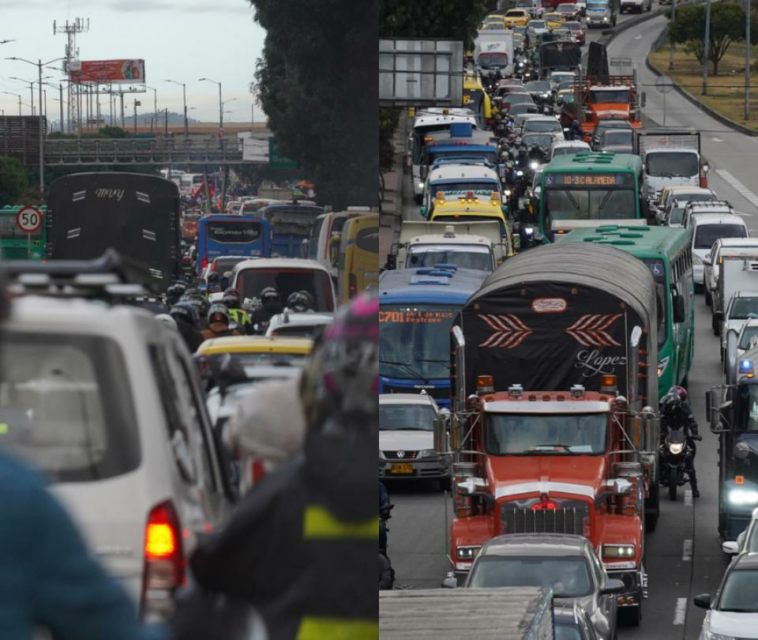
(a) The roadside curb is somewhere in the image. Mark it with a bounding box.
[645,46,758,137]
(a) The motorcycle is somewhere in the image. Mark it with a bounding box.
[659,427,702,501]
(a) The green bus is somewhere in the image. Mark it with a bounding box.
[563,225,695,395]
[0,205,47,260]
[539,153,644,242]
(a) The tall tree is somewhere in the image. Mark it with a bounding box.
[250,0,378,208]
[0,157,27,207]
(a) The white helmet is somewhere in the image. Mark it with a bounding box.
[155,313,178,330]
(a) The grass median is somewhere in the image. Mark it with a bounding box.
[648,42,758,131]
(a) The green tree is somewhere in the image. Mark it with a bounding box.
[249,0,378,208]
[380,0,487,49]
[669,2,754,75]
[0,157,28,207]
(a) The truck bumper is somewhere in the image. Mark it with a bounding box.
[607,566,647,607]
[379,458,449,481]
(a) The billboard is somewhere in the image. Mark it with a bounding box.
[69,59,145,84]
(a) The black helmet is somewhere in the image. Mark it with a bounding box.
[207,303,230,326]
[207,272,221,284]
[170,302,200,328]
[572,119,579,127]
[287,291,310,312]
[660,392,682,417]
[260,287,278,303]
[222,287,241,308]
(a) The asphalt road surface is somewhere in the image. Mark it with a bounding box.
[384,10,754,639]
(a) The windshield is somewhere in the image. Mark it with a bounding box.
[525,120,562,133]
[694,224,746,249]
[524,134,555,149]
[504,94,534,105]
[430,181,500,198]
[669,207,686,224]
[0,333,140,482]
[469,556,593,597]
[530,20,547,28]
[208,353,307,372]
[603,131,633,146]
[408,245,493,271]
[646,152,699,178]
[740,326,758,349]
[545,189,637,221]
[526,81,551,93]
[236,268,334,311]
[590,90,629,104]
[430,150,499,165]
[379,304,458,380]
[484,412,607,454]
[379,404,436,431]
[718,570,758,612]
[479,53,509,67]
[730,297,758,320]
[553,146,587,158]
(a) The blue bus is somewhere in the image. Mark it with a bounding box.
[379,266,487,407]
[197,215,270,275]
[258,203,325,258]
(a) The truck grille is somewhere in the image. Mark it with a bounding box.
[500,502,590,535]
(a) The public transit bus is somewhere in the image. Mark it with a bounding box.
[0,205,47,260]
[378,266,487,408]
[196,215,270,275]
[539,152,644,241]
[563,225,695,395]
[257,203,325,258]
[337,213,379,303]
[462,75,493,128]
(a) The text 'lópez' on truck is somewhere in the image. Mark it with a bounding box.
[434,244,661,624]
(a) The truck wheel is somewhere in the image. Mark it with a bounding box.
[712,315,720,336]
[619,605,641,627]
[705,290,712,306]
[669,468,678,501]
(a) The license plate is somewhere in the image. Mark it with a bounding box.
[390,463,414,475]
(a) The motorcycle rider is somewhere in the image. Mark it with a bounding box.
[567,119,583,141]
[173,295,379,640]
[221,288,252,333]
[170,301,205,353]
[201,304,243,341]
[250,286,284,331]
[660,388,702,497]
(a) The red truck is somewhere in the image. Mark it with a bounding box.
[439,242,660,625]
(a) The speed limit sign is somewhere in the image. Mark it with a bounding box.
[16,206,43,233]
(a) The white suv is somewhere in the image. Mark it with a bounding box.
[0,291,234,622]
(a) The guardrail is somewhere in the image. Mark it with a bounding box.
[44,136,255,165]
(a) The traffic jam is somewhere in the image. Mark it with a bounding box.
[379,3,758,639]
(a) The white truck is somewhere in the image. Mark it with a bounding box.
[421,162,503,217]
[711,248,758,335]
[385,221,510,272]
[632,130,709,218]
[474,30,515,77]
[380,587,555,639]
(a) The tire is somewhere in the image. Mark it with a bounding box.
[695,283,703,294]
[712,315,721,336]
[669,467,678,501]
[413,194,423,205]
[705,290,712,306]
[618,604,642,627]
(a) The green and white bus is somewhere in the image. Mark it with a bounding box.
[539,153,645,241]
[563,225,695,394]
[0,205,47,260]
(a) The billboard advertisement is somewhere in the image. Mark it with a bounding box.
[70,59,145,84]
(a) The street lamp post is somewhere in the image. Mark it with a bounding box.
[9,77,34,114]
[1,91,22,116]
[6,56,64,194]
[199,77,223,136]
[146,85,158,133]
[165,79,188,137]
[669,0,677,70]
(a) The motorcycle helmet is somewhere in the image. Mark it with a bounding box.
[222,287,241,309]
[572,119,579,127]
[170,302,200,328]
[260,287,279,304]
[660,392,682,417]
[670,386,688,403]
[207,303,231,327]
[155,314,178,330]
[287,291,311,312]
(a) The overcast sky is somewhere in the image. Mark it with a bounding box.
[0,0,266,124]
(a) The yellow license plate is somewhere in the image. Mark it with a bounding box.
[390,463,414,475]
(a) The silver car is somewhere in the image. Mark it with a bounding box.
[379,393,447,482]
[463,534,623,640]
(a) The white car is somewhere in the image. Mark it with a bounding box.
[1,292,233,622]
[690,214,748,288]
[551,140,591,160]
[379,393,448,483]
[720,291,758,356]
[683,200,737,230]
[694,554,758,639]
[265,311,334,338]
[520,115,564,137]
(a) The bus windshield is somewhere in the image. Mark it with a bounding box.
[379,304,458,380]
[545,188,637,221]
[429,149,499,165]
[430,181,500,197]
[407,244,493,271]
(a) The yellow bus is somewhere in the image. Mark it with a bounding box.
[463,75,493,126]
[337,214,379,303]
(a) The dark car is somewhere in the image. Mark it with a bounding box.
[525,80,553,103]
[590,118,633,148]
[500,92,537,113]
[564,21,586,45]
[463,534,624,640]
[557,3,581,19]
[555,603,600,640]
[592,128,634,154]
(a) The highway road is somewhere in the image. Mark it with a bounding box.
[383,8,756,639]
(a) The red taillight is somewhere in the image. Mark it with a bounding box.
[251,459,266,484]
[349,273,358,299]
[141,501,184,622]
[202,255,208,270]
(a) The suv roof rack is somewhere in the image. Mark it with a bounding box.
[0,249,161,301]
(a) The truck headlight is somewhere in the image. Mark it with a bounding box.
[657,357,669,377]
[604,16,609,21]
[456,546,481,560]
[728,489,758,505]
[603,544,635,558]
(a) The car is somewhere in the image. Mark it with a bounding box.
[504,8,531,27]
[592,128,633,154]
[654,187,719,226]
[557,3,581,20]
[726,318,758,373]
[682,200,737,230]
[720,291,758,357]
[552,27,575,42]
[549,71,577,91]
[544,12,566,29]
[378,393,447,484]
[690,213,748,289]
[508,102,540,116]
[0,267,234,622]
[694,554,758,640]
[524,80,553,103]
[201,255,253,283]
[496,81,527,98]
[196,335,313,380]
[521,115,563,135]
[660,198,689,228]
[723,506,758,555]
[554,603,600,640]
[590,119,633,148]
[527,19,549,36]
[564,21,586,44]
[482,14,508,27]
[265,311,334,338]
[462,534,623,640]
[552,140,591,159]
[704,239,758,307]
[500,92,537,113]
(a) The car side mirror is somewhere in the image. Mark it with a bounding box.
[600,578,625,595]
[702,256,712,266]
[693,594,711,609]
[702,163,710,174]
[722,540,739,554]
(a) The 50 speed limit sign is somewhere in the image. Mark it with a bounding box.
[16,206,43,233]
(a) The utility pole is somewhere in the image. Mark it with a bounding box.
[746,0,752,120]
[120,89,125,129]
[54,18,88,136]
[669,0,677,70]
[702,0,712,95]
[133,98,140,134]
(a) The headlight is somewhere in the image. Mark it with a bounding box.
[530,161,539,170]
[604,16,609,21]
[504,189,512,197]
[416,449,436,459]
[728,489,758,505]
[668,441,684,455]
[516,170,524,177]
[693,254,703,265]
[602,544,635,559]
[418,181,425,189]
[657,357,669,377]
[524,226,535,236]
[456,546,481,560]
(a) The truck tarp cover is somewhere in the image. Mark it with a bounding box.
[47,173,180,288]
[540,42,582,70]
[457,243,658,401]
[586,41,610,80]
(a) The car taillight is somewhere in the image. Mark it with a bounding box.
[141,501,184,623]
[251,459,266,484]
[202,255,208,270]
[349,273,357,299]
